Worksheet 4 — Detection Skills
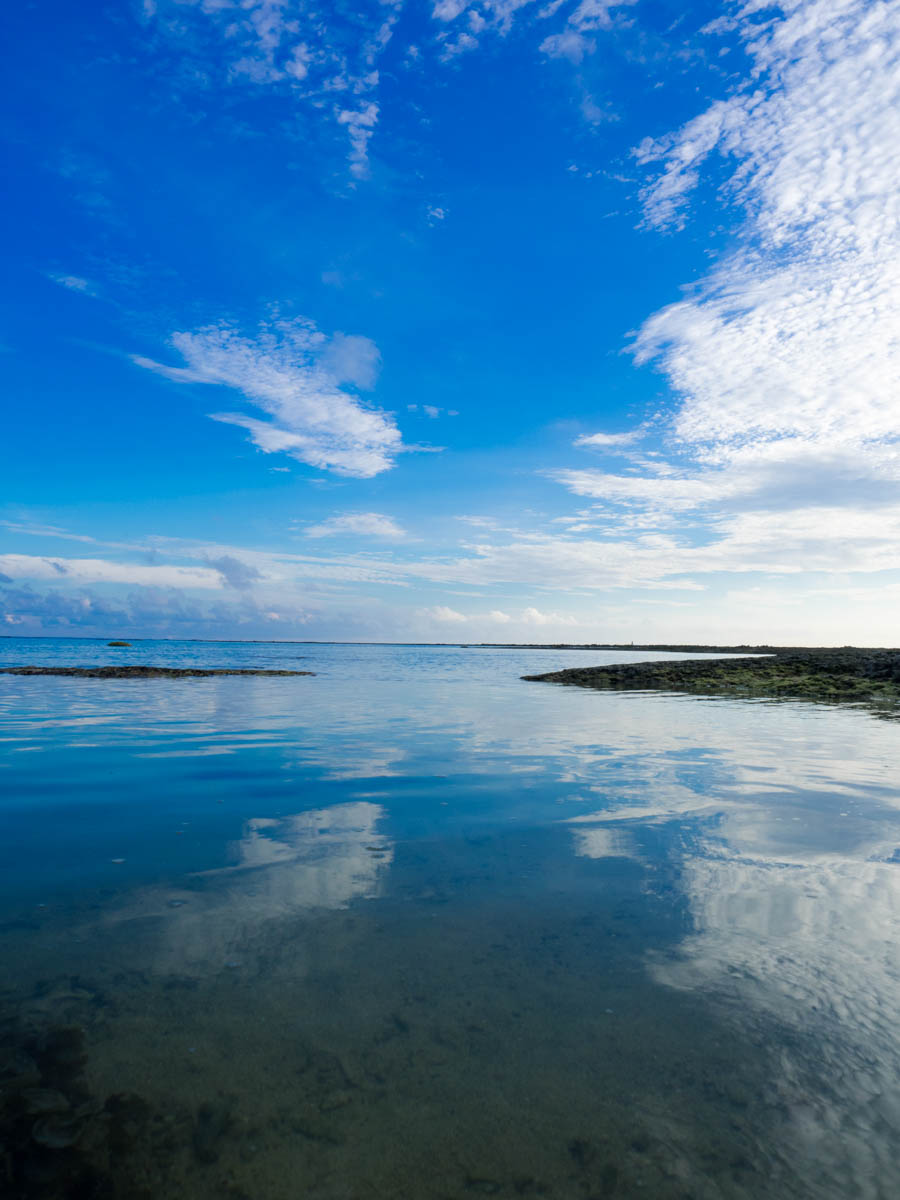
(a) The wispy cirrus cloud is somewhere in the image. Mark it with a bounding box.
[573,428,642,449]
[133,315,406,478]
[144,0,401,178]
[557,438,900,516]
[0,554,223,589]
[143,0,636,173]
[303,512,408,539]
[47,273,97,295]
[0,520,100,545]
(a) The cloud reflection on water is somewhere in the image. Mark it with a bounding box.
[108,801,392,976]
[567,745,900,1195]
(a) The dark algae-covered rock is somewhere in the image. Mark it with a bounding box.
[191,1098,235,1165]
[0,1014,248,1198]
[523,647,900,714]
[107,641,131,647]
[0,665,315,679]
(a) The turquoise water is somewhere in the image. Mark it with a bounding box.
[1,639,899,1198]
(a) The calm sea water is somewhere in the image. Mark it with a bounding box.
[1,639,899,1199]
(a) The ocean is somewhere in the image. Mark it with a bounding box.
[1,639,898,1198]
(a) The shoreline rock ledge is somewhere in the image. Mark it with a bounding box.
[0,665,315,679]
[522,648,900,709]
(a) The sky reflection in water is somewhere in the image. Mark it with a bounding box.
[1,640,899,1197]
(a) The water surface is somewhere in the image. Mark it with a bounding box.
[1,639,899,1198]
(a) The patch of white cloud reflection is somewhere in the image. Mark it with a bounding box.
[103,801,392,977]
[657,853,900,1194]
[570,825,640,860]
[567,741,900,1195]
[284,743,410,780]
[134,746,238,757]
[216,803,393,892]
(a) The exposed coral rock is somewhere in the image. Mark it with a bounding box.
[0,665,315,679]
[523,648,900,711]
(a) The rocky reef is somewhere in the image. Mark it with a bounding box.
[522,648,900,711]
[0,666,314,679]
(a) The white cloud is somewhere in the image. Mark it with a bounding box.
[131,356,206,384]
[404,535,694,590]
[337,103,379,178]
[574,429,642,449]
[634,0,900,450]
[439,31,480,60]
[558,436,900,520]
[145,0,635,170]
[207,554,263,589]
[554,469,734,510]
[8,516,900,643]
[134,315,405,478]
[540,0,635,61]
[48,273,96,295]
[415,603,578,630]
[0,554,223,589]
[303,512,408,540]
[147,0,398,176]
[407,403,446,418]
[540,30,593,62]
[432,0,633,64]
[521,605,578,625]
[0,520,100,545]
[423,604,468,622]
[538,0,900,599]
[319,331,381,389]
[433,0,468,21]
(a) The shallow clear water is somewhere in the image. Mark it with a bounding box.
[1,639,899,1199]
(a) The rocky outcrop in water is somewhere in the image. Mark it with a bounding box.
[522,648,900,710]
[0,666,315,679]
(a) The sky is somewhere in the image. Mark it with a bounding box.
[2,0,899,645]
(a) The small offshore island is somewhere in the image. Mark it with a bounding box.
[0,665,315,679]
[523,647,900,712]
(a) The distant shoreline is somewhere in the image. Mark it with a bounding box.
[1,636,896,652]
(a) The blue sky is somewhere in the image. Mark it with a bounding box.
[2,0,899,644]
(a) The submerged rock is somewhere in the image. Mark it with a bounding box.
[0,1022,172,1196]
[192,1098,235,1164]
[31,1110,88,1149]
[22,1087,71,1115]
[0,1048,41,1089]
